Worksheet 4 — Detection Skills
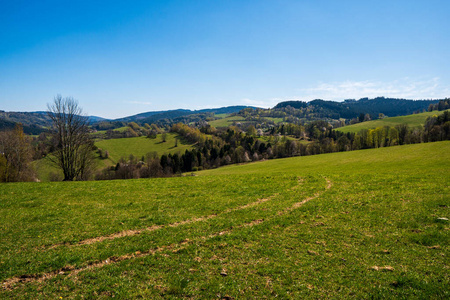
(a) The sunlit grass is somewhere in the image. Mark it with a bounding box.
[209,116,245,127]
[95,133,193,164]
[337,109,449,133]
[1,141,448,298]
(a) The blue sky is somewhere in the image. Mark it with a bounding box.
[1,0,449,118]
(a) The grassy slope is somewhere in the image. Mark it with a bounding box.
[95,133,193,164]
[32,156,63,182]
[337,109,449,133]
[94,126,130,135]
[210,116,283,128]
[266,117,284,124]
[33,133,194,181]
[1,141,449,298]
[33,154,110,182]
[209,116,245,127]
[212,113,230,119]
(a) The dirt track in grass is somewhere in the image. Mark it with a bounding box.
[2,177,332,291]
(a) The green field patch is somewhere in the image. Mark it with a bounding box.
[93,126,130,136]
[95,133,193,164]
[0,174,302,281]
[213,113,230,119]
[264,117,284,124]
[209,116,245,127]
[32,133,194,181]
[337,110,449,133]
[31,156,62,182]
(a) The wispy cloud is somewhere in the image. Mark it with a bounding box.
[238,77,448,109]
[298,77,449,101]
[241,98,280,108]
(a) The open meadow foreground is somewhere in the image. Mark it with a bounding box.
[1,141,448,299]
[2,1,449,298]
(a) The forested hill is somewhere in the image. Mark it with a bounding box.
[0,111,52,135]
[1,98,445,134]
[0,111,106,135]
[0,106,256,134]
[116,106,255,123]
[274,97,441,119]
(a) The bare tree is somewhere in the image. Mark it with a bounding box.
[0,124,35,182]
[47,95,94,181]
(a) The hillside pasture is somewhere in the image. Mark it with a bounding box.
[93,126,130,136]
[337,110,449,133]
[95,133,193,164]
[33,133,194,181]
[257,135,310,145]
[1,141,449,298]
[209,116,283,128]
[264,117,284,124]
[209,116,245,128]
[212,113,230,119]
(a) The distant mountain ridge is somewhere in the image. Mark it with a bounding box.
[0,110,106,135]
[116,106,255,123]
[0,106,255,134]
[0,111,52,135]
[0,99,445,134]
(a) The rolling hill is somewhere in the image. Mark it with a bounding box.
[0,106,255,133]
[115,106,256,124]
[33,133,195,181]
[0,111,106,134]
[2,98,445,133]
[95,133,194,164]
[336,109,450,133]
[274,97,440,119]
[1,141,448,298]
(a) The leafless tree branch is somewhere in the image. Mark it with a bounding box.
[47,95,94,181]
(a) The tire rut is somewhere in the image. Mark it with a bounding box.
[45,179,302,250]
[2,177,332,291]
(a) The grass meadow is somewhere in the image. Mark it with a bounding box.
[337,110,449,134]
[95,133,193,164]
[208,116,245,128]
[33,133,194,182]
[1,141,449,298]
[209,116,283,128]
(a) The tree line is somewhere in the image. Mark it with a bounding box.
[428,98,450,112]
[96,111,450,180]
[1,96,449,182]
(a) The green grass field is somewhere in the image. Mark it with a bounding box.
[337,110,449,133]
[93,126,130,136]
[95,133,193,164]
[33,133,194,181]
[213,113,230,119]
[33,154,110,182]
[209,116,245,128]
[264,117,284,124]
[32,156,63,182]
[209,116,283,128]
[1,141,449,298]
